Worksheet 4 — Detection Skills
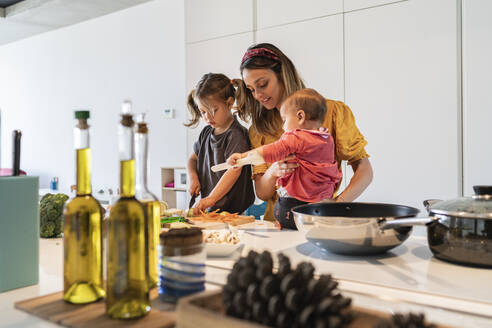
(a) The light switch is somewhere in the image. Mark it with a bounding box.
[163,108,174,119]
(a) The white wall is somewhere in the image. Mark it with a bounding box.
[462,0,492,194]
[184,0,492,211]
[0,0,186,198]
[2,0,490,207]
[184,0,254,157]
[344,0,459,207]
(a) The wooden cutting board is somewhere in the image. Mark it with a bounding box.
[176,290,452,328]
[15,288,176,328]
[189,215,256,229]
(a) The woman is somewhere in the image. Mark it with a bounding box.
[235,43,373,228]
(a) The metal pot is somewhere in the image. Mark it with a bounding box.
[292,186,492,267]
[382,186,492,268]
[291,202,420,255]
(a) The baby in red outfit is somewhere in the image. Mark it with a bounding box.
[228,88,342,229]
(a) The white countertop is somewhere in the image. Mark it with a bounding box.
[2,223,492,327]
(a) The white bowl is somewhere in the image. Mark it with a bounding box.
[205,242,243,257]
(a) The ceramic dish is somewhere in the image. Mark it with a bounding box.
[205,242,244,257]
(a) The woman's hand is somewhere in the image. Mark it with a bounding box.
[268,154,298,178]
[194,197,216,213]
[188,176,201,196]
[336,158,373,202]
[254,154,298,201]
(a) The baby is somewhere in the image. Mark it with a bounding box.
[227,88,342,229]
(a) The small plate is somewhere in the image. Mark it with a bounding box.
[205,242,243,257]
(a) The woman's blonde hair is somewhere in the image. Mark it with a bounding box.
[235,43,305,136]
[185,73,236,128]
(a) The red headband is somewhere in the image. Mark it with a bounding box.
[241,48,280,65]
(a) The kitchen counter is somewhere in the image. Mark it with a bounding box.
[2,224,492,327]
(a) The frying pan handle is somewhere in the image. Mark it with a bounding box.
[379,217,434,230]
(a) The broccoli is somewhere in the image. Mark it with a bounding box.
[39,193,69,238]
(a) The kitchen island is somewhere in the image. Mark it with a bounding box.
[2,223,492,327]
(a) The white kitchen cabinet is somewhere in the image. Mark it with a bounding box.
[185,0,253,43]
[344,0,458,209]
[344,0,408,12]
[185,32,254,157]
[462,0,492,194]
[256,0,342,30]
[256,15,344,105]
[257,15,349,188]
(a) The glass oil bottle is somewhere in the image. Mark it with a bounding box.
[63,110,105,304]
[106,101,150,319]
[135,113,160,289]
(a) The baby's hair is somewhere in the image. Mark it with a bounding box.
[285,88,326,123]
[185,73,238,127]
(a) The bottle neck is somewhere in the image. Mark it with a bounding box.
[119,125,135,197]
[135,132,149,192]
[74,127,91,195]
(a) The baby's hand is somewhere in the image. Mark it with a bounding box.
[226,153,245,167]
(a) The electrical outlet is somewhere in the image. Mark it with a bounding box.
[163,108,174,119]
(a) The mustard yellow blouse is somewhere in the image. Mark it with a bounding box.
[249,99,370,221]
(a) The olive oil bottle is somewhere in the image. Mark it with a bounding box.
[63,110,105,304]
[106,101,150,319]
[134,113,160,289]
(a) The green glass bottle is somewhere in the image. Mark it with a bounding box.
[135,113,160,289]
[63,110,105,304]
[106,101,150,319]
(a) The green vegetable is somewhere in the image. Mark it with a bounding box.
[39,193,69,238]
[160,216,186,224]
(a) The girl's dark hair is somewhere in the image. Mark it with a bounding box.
[185,73,236,128]
[235,43,305,137]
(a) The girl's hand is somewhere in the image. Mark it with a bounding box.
[189,176,201,196]
[269,154,298,178]
[226,152,246,167]
[194,197,216,213]
[274,220,282,230]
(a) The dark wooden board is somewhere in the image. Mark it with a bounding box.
[15,288,176,328]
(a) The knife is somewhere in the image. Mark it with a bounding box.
[12,130,21,176]
[189,193,197,209]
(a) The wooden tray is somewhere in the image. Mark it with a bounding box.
[176,290,450,328]
[15,288,176,327]
[190,215,256,229]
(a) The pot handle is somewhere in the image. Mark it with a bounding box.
[379,217,434,230]
[423,199,442,213]
[473,185,492,196]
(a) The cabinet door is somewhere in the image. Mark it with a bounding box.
[257,15,348,188]
[186,33,254,157]
[257,15,344,107]
[344,0,404,12]
[345,0,458,209]
[257,0,342,29]
[185,0,253,43]
[462,0,492,194]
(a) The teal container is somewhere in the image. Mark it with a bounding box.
[0,176,39,292]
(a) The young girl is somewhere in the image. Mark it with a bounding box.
[186,73,255,214]
[228,88,342,229]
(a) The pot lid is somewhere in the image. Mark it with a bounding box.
[429,186,492,219]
